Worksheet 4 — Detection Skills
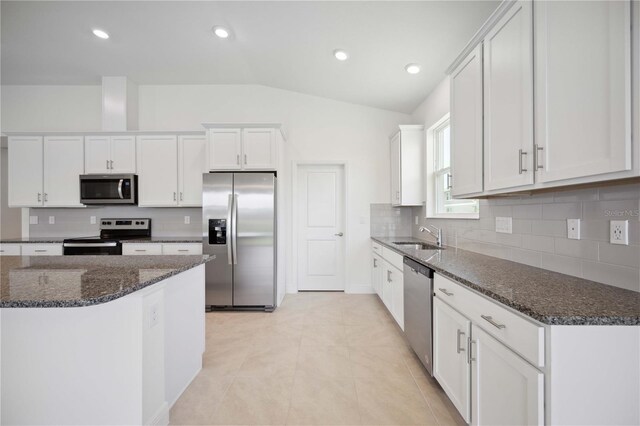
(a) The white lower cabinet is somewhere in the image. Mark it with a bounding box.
[122,244,163,256]
[162,243,202,255]
[433,297,471,423]
[380,260,404,331]
[471,325,544,426]
[21,244,63,256]
[371,253,382,297]
[0,244,21,256]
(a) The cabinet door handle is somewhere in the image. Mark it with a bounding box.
[534,144,544,170]
[37,192,41,202]
[44,193,48,202]
[106,160,110,170]
[456,330,466,354]
[35,249,47,253]
[387,270,392,283]
[518,149,528,174]
[180,192,184,201]
[135,249,146,252]
[446,173,452,190]
[178,249,189,252]
[438,288,453,296]
[373,258,377,268]
[481,315,506,329]
[244,154,248,165]
[468,337,475,363]
[236,154,240,165]
[110,160,114,170]
[173,192,177,201]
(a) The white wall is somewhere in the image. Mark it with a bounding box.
[1,84,410,293]
[411,77,450,130]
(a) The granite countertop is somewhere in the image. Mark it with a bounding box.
[0,237,202,244]
[372,236,640,326]
[0,237,66,244]
[0,255,213,308]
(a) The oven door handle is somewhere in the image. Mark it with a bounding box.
[117,179,124,199]
[63,242,119,247]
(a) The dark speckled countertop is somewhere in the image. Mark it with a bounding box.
[0,255,212,308]
[373,237,640,326]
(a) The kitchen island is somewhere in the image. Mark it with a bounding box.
[0,255,213,426]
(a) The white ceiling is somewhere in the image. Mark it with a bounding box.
[1,1,499,113]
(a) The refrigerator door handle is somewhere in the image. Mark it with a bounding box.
[227,194,234,265]
[232,194,238,264]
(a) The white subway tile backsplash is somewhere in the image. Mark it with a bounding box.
[581,261,640,292]
[598,243,640,268]
[522,234,555,253]
[552,188,598,202]
[583,199,639,221]
[540,253,583,277]
[512,204,542,219]
[597,182,640,201]
[542,202,582,220]
[554,238,598,260]
[509,248,542,268]
[531,220,565,237]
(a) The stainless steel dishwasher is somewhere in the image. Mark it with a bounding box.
[403,257,434,376]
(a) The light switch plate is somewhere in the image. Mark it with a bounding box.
[90,216,97,225]
[415,216,419,225]
[29,216,38,225]
[184,215,191,225]
[495,217,512,234]
[48,216,55,225]
[567,219,580,240]
[610,220,629,245]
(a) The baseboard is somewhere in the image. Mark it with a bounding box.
[347,284,375,294]
[168,365,202,409]
[149,401,169,426]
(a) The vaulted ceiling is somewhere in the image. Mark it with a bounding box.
[1,1,499,113]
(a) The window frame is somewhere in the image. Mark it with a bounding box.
[425,114,479,219]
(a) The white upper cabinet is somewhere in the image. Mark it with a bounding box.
[242,128,277,169]
[471,325,543,426]
[208,129,242,170]
[178,135,207,207]
[534,0,632,183]
[450,44,484,197]
[137,135,178,207]
[43,136,84,207]
[483,0,534,191]
[110,136,137,174]
[8,136,44,207]
[390,125,424,206]
[85,136,136,174]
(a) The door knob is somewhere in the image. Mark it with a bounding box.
[334,232,344,237]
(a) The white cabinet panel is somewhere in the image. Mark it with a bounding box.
[8,136,43,207]
[371,253,383,297]
[137,136,178,207]
[84,136,111,174]
[534,0,631,183]
[0,244,21,256]
[178,135,207,206]
[390,265,404,330]
[21,244,63,256]
[162,243,202,255]
[390,132,401,205]
[242,128,277,170]
[450,44,484,197]
[484,0,534,191]
[43,136,84,207]
[110,136,136,173]
[381,260,394,313]
[471,325,543,426]
[122,243,163,255]
[208,129,242,170]
[434,297,471,422]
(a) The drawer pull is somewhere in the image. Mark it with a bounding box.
[438,288,453,296]
[178,249,189,252]
[456,330,465,354]
[35,250,47,253]
[135,250,146,252]
[481,315,506,330]
[387,270,392,283]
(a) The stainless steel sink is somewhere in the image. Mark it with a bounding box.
[392,242,443,250]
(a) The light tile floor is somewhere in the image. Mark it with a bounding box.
[170,292,466,426]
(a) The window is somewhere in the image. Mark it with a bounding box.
[426,114,479,218]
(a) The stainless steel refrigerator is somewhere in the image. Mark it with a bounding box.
[202,172,276,311]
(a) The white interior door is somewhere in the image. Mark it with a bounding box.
[296,164,345,291]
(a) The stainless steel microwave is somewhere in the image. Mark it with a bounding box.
[79,174,138,205]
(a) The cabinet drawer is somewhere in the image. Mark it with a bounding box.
[122,244,163,255]
[21,244,63,256]
[435,274,544,367]
[371,241,382,254]
[0,244,21,256]
[381,246,404,271]
[162,243,202,255]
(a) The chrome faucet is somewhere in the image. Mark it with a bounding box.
[419,225,442,247]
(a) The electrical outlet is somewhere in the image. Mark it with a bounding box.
[90,216,97,225]
[610,220,629,245]
[415,216,419,225]
[495,217,512,234]
[149,303,159,328]
[184,215,191,225]
[567,219,580,240]
[29,216,38,225]
[48,216,55,225]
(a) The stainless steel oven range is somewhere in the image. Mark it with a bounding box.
[63,218,151,255]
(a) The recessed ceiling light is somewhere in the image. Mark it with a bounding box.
[405,63,421,74]
[92,29,109,40]
[334,49,349,61]
[213,26,230,39]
